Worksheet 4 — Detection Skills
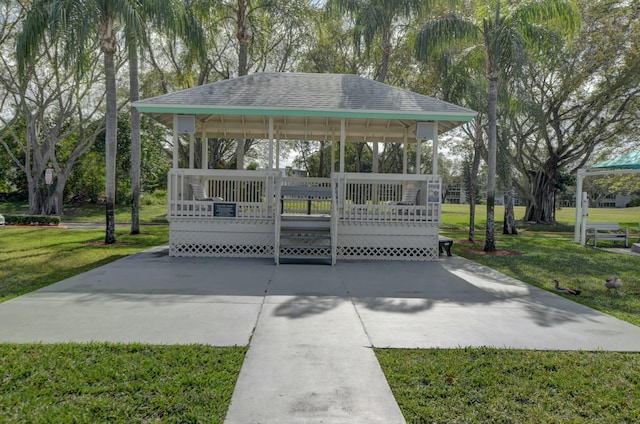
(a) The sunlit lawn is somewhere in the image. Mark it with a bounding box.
[441,203,640,232]
[0,191,168,224]
[377,348,640,423]
[0,225,168,303]
[0,343,246,423]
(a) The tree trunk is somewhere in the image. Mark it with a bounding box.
[129,46,141,235]
[103,45,118,244]
[44,174,67,215]
[371,29,392,175]
[235,0,249,170]
[372,142,379,173]
[377,28,391,84]
[524,169,556,223]
[469,120,483,241]
[354,143,363,172]
[502,183,518,235]
[237,0,249,77]
[484,71,498,252]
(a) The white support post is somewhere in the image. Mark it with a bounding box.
[276,131,280,170]
[432,123,439,176]
[172,115,179,169]
[574,169,584,242]
[402,128,408,174]
[331,132,336,174]
[416,138,422,174]
[268,118,274,170]
[340,119,346,173]
[580,192,588,246]
[189,133,195,169]
[201,129,207,170]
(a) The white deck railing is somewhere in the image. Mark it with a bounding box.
[167,169,440,224]
[335,173,441,224]
[168,169,277,220]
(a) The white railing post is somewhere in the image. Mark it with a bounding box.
[274,175,282,264]
[331,175,339,265]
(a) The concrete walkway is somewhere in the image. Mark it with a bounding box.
[2,247,640,423]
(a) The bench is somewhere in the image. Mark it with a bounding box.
[281,185,332,215]
[585,222,629,248]
[439,236,453,257]
[189,183,223,201]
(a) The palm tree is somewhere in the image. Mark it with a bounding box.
[18,0,201,242]
[325,0,424,172]
[126,5,203,235]
[415,0,579,251]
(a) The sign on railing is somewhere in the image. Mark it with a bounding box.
[214,203,237,217]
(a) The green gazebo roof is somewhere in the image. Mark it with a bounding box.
[591,149,640,170]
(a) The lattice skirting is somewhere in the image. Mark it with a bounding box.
[170,230,274,258]
[337,234,439,261]
[280,245,332,257]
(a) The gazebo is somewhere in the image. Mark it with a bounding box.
[574,149,640,245]
[133,73,476,263]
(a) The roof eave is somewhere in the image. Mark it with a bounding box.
[132,103,477,123]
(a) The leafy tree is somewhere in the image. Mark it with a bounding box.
[2,1,105,214]
[126,1,203,234]
[325,0,426,172]
[18,0,132,242]
[68,113,171,204]
[415,0,579,250]
[18,0,199,242]
[510,0,640,223]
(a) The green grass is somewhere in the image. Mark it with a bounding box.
[0,191,169,224]
[0,343,247,423]
[0,226,169,303]
[440,203,640,233]
[376,347,640,423]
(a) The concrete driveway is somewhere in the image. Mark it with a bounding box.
[2,247,640,423]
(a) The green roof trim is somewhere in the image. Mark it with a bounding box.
[133,104,476,122]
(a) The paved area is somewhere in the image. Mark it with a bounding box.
[2,247,640,423]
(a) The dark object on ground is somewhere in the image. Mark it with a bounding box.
[553,279,581,295]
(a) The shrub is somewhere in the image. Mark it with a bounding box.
[3,214,61,226]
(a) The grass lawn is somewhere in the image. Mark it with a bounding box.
[0,191,169,224]
[441,203,640,232]
[0,343,247,423]
[0,225,168,303]
[376,347,640,423]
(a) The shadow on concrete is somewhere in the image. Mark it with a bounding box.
[31,246,623,332]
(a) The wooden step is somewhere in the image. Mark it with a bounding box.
[279,254,332,264]
[280,226,330,233]
[280,234,331,241]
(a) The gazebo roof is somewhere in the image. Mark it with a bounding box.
[133,72,476,143]
[591,149,640,170]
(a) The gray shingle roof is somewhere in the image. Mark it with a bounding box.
[133,73,476,142]
[138,72,473,115]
